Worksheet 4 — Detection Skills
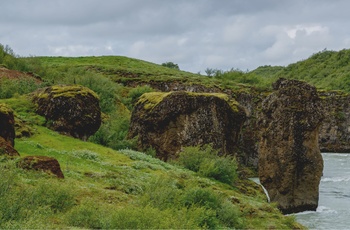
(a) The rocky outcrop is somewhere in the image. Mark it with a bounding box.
[0,103,19,157]
[258,78,324,214]
[124,78,350,169]
[0,137,19,156]
[128,91,246,161]
[17,156,64,178]
[318,91,350,152]
[32,85,101,141]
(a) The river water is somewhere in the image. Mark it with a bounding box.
[294,153,350,229]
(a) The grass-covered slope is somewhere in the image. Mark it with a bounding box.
[0,96,303,229]
[36,56,201,81]
[36,49,350,93]
[250,49,350,92]
[34,56,253,92]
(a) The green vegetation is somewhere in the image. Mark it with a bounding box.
[8,43,350,228]
[248,49,350,92]
[0,78,43,99]
[0,95,301,228]
[137,91,171,110]
[0,44,27,71]
[175,145,238,185]
[161,61,180,70]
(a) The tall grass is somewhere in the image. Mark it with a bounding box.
[0,78,44,99]
[65,174,244,229]
[176,145,239,185]
[0,159,76,229]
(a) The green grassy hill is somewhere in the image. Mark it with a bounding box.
[5,45,350,229]
[0,95,301,229]
[249,49,350,92]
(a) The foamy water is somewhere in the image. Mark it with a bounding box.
[294,153,350,229]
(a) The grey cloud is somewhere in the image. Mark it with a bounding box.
[1,0,350,72]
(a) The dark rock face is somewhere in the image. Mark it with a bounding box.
[0,104,19,157]
[18,156,64,178]
[318,91,350,152]
[124,79,350,168]
[32,85,101,141]
[0,103,15,146]
[258,78,324,214]
[128,91,246,161]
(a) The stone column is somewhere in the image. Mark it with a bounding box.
[258,78,324,214]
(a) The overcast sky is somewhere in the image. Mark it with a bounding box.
[1,0,350,73]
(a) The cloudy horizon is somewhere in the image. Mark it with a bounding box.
[1,0,350,73]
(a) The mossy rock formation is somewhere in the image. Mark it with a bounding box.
[128,91,246,161]
[32,85,101,140]
[258,78,324,214]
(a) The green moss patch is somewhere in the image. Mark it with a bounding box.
[51,85,99,99]
[137,91,240,112]
[0,103,13,115]
[137,92,171,111]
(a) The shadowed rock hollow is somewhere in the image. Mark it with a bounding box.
[128,91,246,161]
[32,85,101,141]
[0,103,19,156]
[258,78,324,214]
[0,103,15,146]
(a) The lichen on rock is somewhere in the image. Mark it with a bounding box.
[258,78,324,214]
[32,85,101,141]
[128,91,246,161]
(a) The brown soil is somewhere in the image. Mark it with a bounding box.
[0,67,42,83]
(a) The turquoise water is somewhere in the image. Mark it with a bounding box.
[294,153,350,229]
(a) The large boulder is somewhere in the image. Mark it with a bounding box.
[32,85,101,141]
[17,156,64,178]
[128,91,246,161]
[258,78,324,214]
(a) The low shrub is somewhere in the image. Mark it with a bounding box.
[0,78,42,99]
[71,149,100,161]
[177,145,215,172]
[176,144,238,185]
[199,156,238,184]
[89,111,137,150]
